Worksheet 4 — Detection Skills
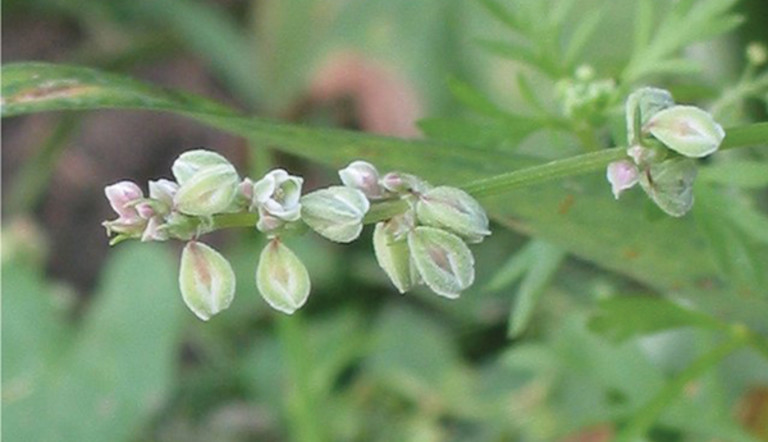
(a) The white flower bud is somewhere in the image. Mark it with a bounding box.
[149,179,179,207]
[300,186,370,243]
[606,160,640,199]
[373,222,415,293]
[179,241,236,321]
[415,186,490,244]
[339,161,385,199]
[645,105,725,158]
[251,169,303,223]
[256,239,311,314]
[172,149,234,185]
[173,164,239,216]
[407,226,475,299]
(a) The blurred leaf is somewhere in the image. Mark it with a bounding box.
[2,259,72,404]
[508,240,565,338]
[700,161,768,188]
[589,297,725,342]
[695,184,768,293]
[4,244,183,442]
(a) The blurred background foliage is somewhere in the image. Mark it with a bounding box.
[3,0,768,441]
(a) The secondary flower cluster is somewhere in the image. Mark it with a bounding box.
[102,150,490,320]
[606,87,725,217]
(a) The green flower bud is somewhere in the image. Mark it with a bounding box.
[407,226,475,299]
[645,105,725,158]
[300,186,370,243]
[172,149,234,185]
[639,158,698,217]
[256,239,311,314]
[625,87,674,145]
[173,164,239,216]
[373,222,415,293]
[415,186,490,243]
[179,241,236,321]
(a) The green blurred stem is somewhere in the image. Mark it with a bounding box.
[277,314,326,442]
[615,330,749,442]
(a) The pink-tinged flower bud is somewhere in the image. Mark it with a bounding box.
[178,241,236,321]
[373,222,415,293]
[172,149,234,185]
[256,239,311,314]
[645,105,725,158]
[380,172,431,194]
[105,181,143,221]
[173,164,240,216]
[251,169,303,223]
[300,186,370,243]
[407,226,475,299]
[149,179,179,207]
[338,161,385,199]
[415,186,490,244]
[606,160,640,199]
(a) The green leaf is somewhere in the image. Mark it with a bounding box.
[3,244,183,442]
[700,161,768,188]
[508,240,566,338]
[589,297,725,342]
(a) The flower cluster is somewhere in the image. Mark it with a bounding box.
[334,161,490,298]
[606,87,725,217]
[102,150,490,320]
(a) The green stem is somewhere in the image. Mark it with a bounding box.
[615,330,749,442]
[462,148,627,198]
[277,314,325,442]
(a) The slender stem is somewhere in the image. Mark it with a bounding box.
[615,330,749,442]
[362,199,410,224]
[462,148,627,198]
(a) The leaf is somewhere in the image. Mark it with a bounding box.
[508,240,566,338]
[589,297,725,342]
[3,244,183,442]
[700,161,768,188]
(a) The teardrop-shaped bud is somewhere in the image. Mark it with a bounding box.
[300,186,370,243]
[380,172,431,194]
[415,186,490,243]
[173,164,239,216]
[645,105,725,158]
[407,226,475,299]
[179,241,236,321]
[639,158,698,217]
[625,87,674,145]
[606,160,640,199]
[256,239,311,314]
[339,161,385,199]
[172,149,234,185]
[105,181,144,221]
[373,222,414,293]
